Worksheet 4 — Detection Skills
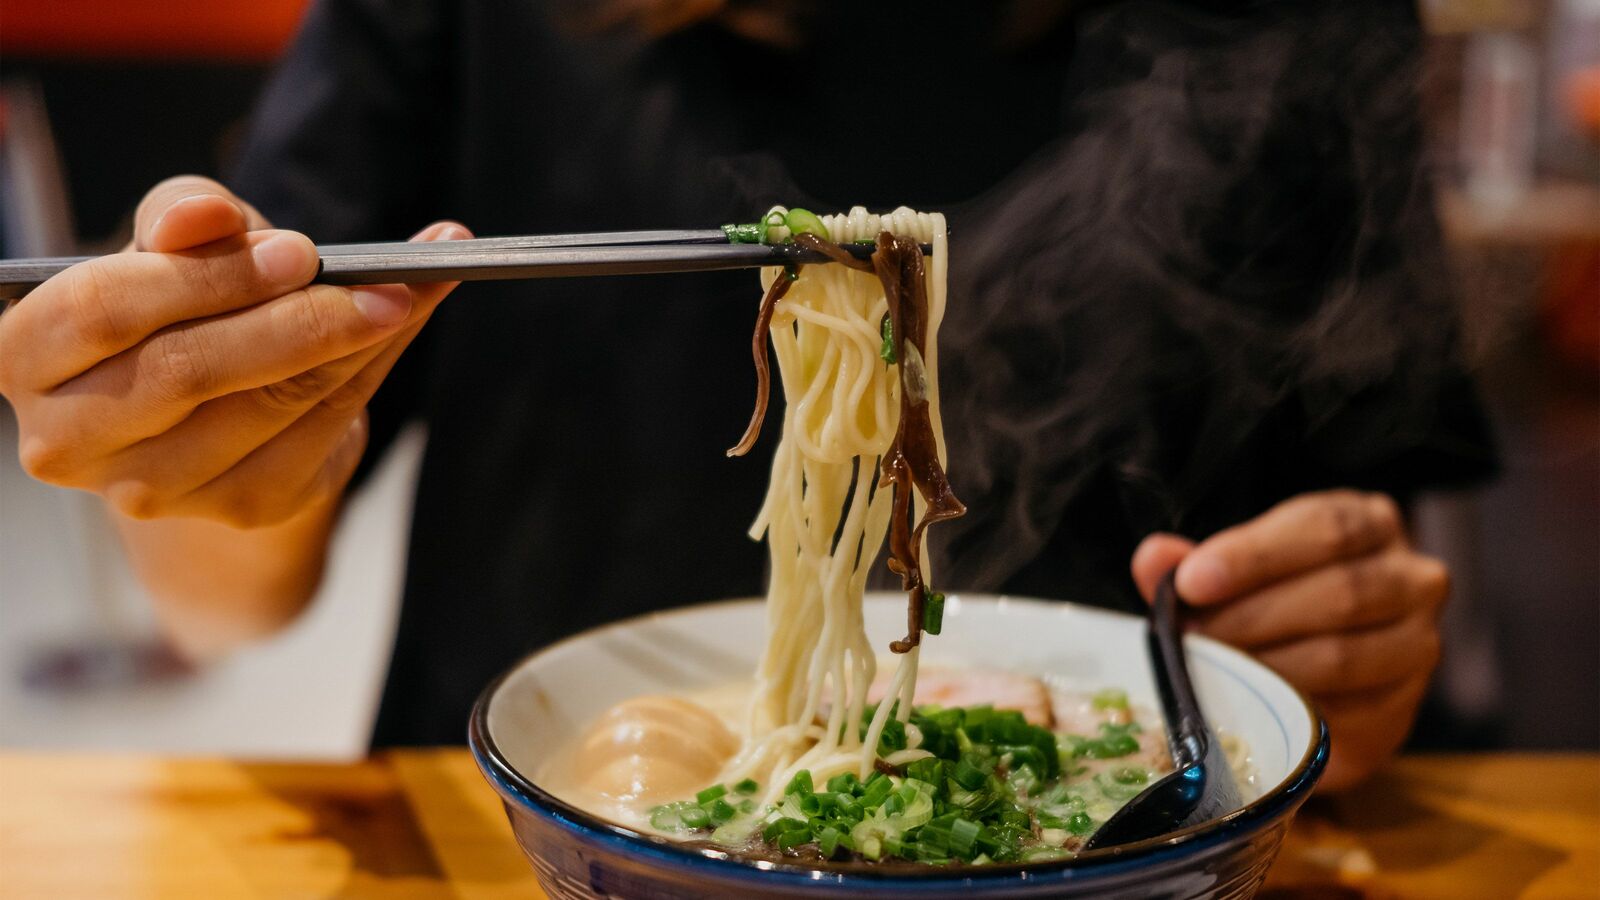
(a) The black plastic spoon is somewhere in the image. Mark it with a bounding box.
[1083,570,1242,850]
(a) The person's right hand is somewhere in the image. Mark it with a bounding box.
[0,176,471,528]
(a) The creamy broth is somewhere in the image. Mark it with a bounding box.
[538,670,1252,858]
[538,695,740,831]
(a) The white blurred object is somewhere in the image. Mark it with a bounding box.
[0,424,424,758]
[1460,32,1539,213]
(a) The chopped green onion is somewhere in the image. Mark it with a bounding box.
[888,784,935,831]
[922,591,945,635]
[879,315,896,364]
[818,826,843,858]
[949,818,982,856]
[785,770,813,796]
[905,757,943,786]
[764,817,806,841]
[1064,724,1141,760]
[783,208,830,241]
[851,810,902,862]
[1095,771,1146,801]
[1036,811,1069,830]
[1008,763,1040,798]
[874,714,908,754]
[953,759,988,791]
[703,798,736,825]
[1001,744,1046,775]
[650,801,706,832]
[1092,688,1129,711]
[721,222,764,244]
[859,779,891,809]
[649,697,1157,864]
[1091,733,1140,758]
[776,827,812,850]
[1112,766,1148,785]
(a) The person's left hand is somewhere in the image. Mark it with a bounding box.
[1130,490,1449,792]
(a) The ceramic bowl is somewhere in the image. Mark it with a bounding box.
[470,594,1327,899]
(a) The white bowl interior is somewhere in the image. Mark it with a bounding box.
[486,594,1313,805]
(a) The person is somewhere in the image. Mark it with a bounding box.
[0,0,1493,791]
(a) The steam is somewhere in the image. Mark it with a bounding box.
[928,1,1490,593]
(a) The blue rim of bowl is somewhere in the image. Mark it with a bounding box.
[468,598,1330,884]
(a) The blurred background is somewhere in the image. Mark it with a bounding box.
[0,0,1595,758]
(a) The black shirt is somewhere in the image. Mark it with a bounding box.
[231,0,1496,746]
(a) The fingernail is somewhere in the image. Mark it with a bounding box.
[143,193,248,252]
[1368,495,1399,529]
[1176,555,1229,602]
[351,284,412,327]
[152,193,233,233]
[252,233,316,286]
[149,194,205,236]
[411,222,470,242]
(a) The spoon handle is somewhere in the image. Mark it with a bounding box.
[1150,572,1207,769]
[1150,571,1243,818]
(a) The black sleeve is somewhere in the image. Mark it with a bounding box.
[937,0,1498,594]
[1280,0,1499,498]
[227,0,453,488]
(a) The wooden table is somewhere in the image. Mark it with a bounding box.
[1,752,1594,898]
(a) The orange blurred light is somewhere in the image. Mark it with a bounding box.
[0,0,312,63]
[1564,67,1600,139]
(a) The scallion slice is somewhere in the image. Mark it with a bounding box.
[783,208,830,241]
[922,591,945,635]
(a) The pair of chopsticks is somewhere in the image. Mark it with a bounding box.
[0,229,936,301]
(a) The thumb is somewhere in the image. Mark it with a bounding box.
[132,175,272,253]
[1131,533,1196,603]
